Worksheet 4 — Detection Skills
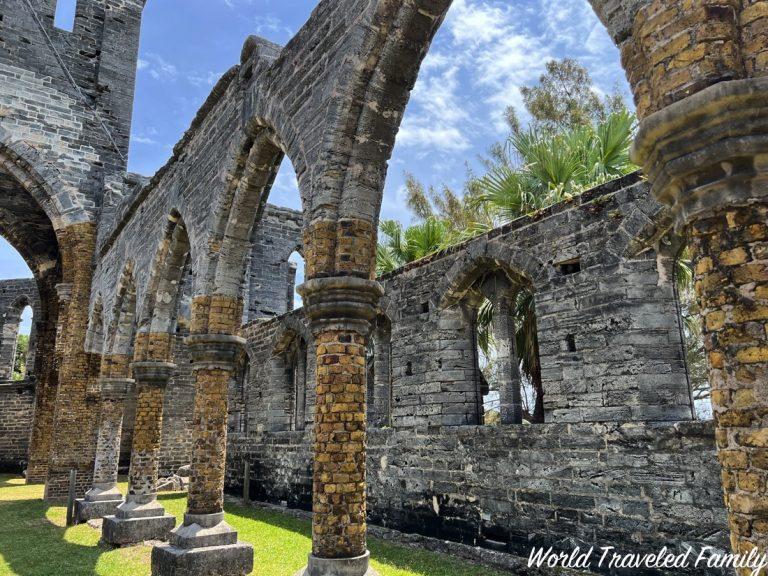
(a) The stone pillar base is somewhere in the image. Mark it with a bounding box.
[102,497,175,545]
[76,484,125,522]
[295,552,378,576]
[151,513,253,576]
[75,498,123,523]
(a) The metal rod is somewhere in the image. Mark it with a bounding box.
[243,460,250,504]
[65,469,76,526]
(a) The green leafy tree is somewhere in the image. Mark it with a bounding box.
[12,334,28,381]
[511,58,628,135]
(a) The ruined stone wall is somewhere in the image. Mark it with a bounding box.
[241,176,693,430]
[0,279,39,380]
[225,175,727,567]
[227,422,727,574]
[0,380,35,472]
[388,174,692,426]
[243,205,303,321]
[0,0,143,226]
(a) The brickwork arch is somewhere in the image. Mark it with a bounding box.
[0,294,37,381]
[204,128,292,301]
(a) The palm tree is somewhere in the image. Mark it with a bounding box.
[376,218,451,275]
[474,110,637,222]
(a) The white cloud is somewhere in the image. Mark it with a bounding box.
[397,64,471,152]
[254,14,292,39]
[188,70,224,87]
[137,53,179,81]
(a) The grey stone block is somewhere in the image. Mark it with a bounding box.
[151,542,253,576]
[75,497,124,523]
[102,513,176,546]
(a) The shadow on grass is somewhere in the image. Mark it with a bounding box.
[0,475,27,488]
[221,501,504,576]
[0,498,107,576]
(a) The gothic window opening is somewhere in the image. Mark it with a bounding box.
[469,270,544,425]
[1,300,33,381]
[288,251,304,311]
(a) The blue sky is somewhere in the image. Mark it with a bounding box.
[1,0,631,323]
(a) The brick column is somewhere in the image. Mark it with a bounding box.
[75,375,133,522]
[102,360,176,545]
[25,281,61,484]
[633,78,768,568]
[297,276,383,576]
[152,331,252,576]
[45,223,99,501]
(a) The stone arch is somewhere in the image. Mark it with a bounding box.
[270,314,313,355]
[265,315,314,432]
[0,137,64,285]
[431,242,547,310]
[0,132,74,232]
[137,211,192,335]
[205,124,301,302]
[105,261,138,359]
[84,296,105,355]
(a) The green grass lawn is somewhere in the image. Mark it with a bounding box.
[0,475,506,576]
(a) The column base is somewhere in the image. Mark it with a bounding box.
[76,484,125,522]
[295,552,378,576]
[151,513,253,576]
[102,496,175,545]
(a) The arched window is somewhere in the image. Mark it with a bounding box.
[288,251,304,311]
[468,270,543,425]
[0,295,35,381]
[268,332,309,432]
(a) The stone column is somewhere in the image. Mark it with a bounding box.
[152,333,252,576]
[45,223,100,500]
[297,276,383,576]
[490,288,523,425]
[102,361,176,545]
[25,281,62,484]
[370,318,392,429]
[75,377,134,522]
[0,306,22,380]
[633,79,768,566]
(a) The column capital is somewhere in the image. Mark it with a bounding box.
[130,361,176,386]
[55,282,73,303]
[632,77,768,229]
[185,333,245,371]
[297,276,383,334]
[98,377,135,399]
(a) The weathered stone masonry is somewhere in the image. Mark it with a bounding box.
[227,176,731,572]
[2,0,768,574]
